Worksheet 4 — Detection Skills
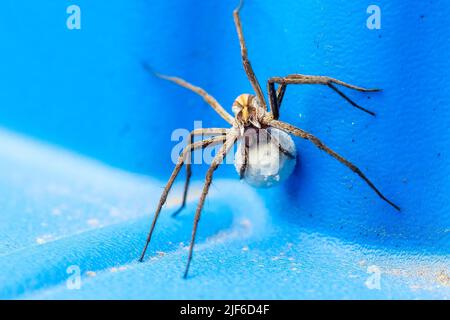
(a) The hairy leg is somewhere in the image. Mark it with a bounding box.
[172,128,229,217]
[142,63,234,124]
[184,134,238,278]
[139,135,229,262]
[233,1,267,110]
[268,74,380,119]
[277,84,287,106]
[269,119,400,211]
[239,136,249,179]
[266,83,288,120]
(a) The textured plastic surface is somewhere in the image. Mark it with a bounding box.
[0,0,449,299]
[0,130,448,299]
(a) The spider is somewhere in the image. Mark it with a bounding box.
[139,1,400,278]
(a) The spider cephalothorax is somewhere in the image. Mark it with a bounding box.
[140,0,400,278]
[232,93,267,130]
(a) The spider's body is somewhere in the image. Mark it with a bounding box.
[232,93,267,131]
[230,95,297,186]
[140,1,400,278]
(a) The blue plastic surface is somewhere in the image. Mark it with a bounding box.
[0,1,449,299]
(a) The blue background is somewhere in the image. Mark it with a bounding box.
[0,0,449,299]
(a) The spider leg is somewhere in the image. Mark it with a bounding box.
[269,119,400,211]
[184,134,238,278]
[172,128,229,218]
[139,135,228,262]
[239,136,249,179]
[268,74,380,119]
[276,84,287,106]
[266,83,288,121]
[233,1,267,110]
[142,63,234,124]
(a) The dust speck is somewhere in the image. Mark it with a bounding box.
[240,219,252,229]
[36,234,53,244]
[110,266,128,273]
[87,219,100,227]
[436,270,450,286]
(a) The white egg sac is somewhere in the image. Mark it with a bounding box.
[234,127,297,188]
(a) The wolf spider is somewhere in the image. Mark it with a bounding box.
[140,1,400,278]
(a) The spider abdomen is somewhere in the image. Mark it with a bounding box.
[235,127,297,188]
